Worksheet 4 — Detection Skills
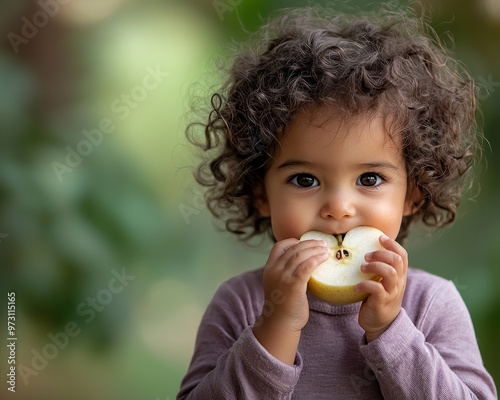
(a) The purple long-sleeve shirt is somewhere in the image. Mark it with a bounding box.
[177,267,497,399]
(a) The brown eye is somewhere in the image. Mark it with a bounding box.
[357,173,382,187]
[290,173,319,188]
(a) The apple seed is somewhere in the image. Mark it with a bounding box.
[335,249,351,260]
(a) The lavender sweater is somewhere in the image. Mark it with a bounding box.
[177,267,497,399]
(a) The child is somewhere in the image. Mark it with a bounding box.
[178,5,497,399]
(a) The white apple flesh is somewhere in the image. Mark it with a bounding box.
[300,226,384,305]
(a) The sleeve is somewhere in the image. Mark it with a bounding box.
[359,280,497,400]
[176,277,303,400]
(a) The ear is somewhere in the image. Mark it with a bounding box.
[255,184,271,217]
[403,187,423,216]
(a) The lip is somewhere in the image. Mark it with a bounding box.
[301,230,350,238]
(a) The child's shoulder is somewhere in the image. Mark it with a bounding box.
[213,268,265,305]
[406,267,453,291]
[222,267,264,289]
[205,268,265,327]
[404,267,463,318]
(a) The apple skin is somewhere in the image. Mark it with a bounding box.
[300,226,384,305]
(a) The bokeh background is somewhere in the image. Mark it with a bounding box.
[0,0,499,398]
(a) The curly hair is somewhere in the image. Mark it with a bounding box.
[186,5,480,244]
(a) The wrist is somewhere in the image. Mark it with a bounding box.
[364,324,390,343]
[253,317,301,365]
[365,330,383,343]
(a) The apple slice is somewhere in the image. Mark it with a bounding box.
[300,226,384,305]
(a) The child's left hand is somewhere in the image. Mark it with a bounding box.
[355,234,408,342]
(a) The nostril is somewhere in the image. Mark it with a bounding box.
[320,195,355,221]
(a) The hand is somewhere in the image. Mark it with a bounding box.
[253,238,330,364]
[355,235,408,342]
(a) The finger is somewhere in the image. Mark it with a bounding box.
[365,250,404,273]
[365,248,406,277]
[268,239,328,268]
[361,261,398,292]
[355,279,386,302]
[266,238,300,265]
[378,235,408,265]
[282,248,331,284]
[282,242,331,272]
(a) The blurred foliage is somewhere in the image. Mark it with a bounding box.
[0,0,498,398]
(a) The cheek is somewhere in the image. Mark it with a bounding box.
[269,204,310,241]
[366,202,406,239]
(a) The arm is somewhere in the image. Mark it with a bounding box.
[253,238,330,365]
[177,238,330,399]
[360,280,497,400]
[176,273,303,400]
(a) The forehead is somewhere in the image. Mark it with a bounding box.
[279,107,402,157]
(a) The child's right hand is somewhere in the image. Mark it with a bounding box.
[252,238,330,364]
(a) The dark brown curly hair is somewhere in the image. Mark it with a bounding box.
[186,5,480,244]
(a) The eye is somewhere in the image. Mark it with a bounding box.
[357,173,383,187]
[289,173,319,188]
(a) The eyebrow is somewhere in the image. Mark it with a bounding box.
[356,162,399,171]
[276,160,399,171]
[276,160,314,170]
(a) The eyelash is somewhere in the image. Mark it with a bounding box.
[356,172,386,188]
[286,172,319,189]
[286,172,387,189]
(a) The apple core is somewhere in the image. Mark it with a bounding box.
[300,226,383,305]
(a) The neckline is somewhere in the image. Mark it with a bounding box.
[307,291,362,315]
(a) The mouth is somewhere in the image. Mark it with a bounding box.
[302,230,348,243]
[331,233,346,244]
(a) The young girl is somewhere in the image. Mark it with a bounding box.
[178,6,497,399]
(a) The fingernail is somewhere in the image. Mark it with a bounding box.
[360,262,368,272]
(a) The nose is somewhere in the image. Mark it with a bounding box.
[320,189,356,220]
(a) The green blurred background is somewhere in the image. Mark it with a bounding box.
[0,0,498,398]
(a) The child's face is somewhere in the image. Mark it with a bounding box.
[258,109,415,241]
